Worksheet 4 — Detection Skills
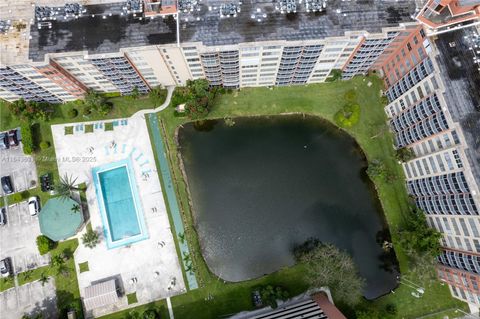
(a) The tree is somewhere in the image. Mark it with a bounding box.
[81,228,100,249]
[71,204,81,214]
[326,69,342,82]
[297,243,365,306]
[366,159,387,180]
[84,90,104,109]
[149,85,166,105]
[398,208,442,257]
[36,235,55,255]
[395,147,415,162]
[130,86,140,100]
[56,174,80,200]
[39,273,49,286]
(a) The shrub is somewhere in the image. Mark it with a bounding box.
[8,99,53,121]
[67,108,78,119]
[20,122,34,154]
[36,235,55,255]
[344,89,357,102]
[39,141,50,150]
[259,285,289,309]
[143,309,160,319]
[333,103,360,128]
[82,106,92,116]
[96,103,112,116]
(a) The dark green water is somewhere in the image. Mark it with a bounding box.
[178,115,399,299]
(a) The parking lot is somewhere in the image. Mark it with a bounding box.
[0,201,50,274]
[0,279,57,318]
[0,144,38,196]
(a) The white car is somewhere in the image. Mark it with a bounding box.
[28,196,40,216]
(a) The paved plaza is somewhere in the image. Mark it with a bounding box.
[51,116,185,317]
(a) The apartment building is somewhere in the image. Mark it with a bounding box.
[0,0,417,102]
[416,0,480,35]
[0,0,479,309]
[376,24,480,306]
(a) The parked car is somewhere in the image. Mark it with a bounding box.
[0,207,6,226]
[28,196,40,216]
[7,129,19,147]
[0,132,8,150]
[252,290,263,308]
[1,176,13,194]
[0,258,11,277]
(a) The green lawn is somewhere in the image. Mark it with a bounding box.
[0,276,15,292]
[127,292,138,305]
[151,76,467,318]
[78,261,89,273]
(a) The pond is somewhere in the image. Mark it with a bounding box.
[178,115,398,299]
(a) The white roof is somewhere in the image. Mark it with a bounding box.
[83,279,118,311]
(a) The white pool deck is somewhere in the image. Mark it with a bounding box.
[51,116,185,318]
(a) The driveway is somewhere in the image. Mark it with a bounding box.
[0,279,57,319]
[0,201,50,273]
[0,144,38,196]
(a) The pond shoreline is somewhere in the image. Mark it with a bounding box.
[174,113,400,299]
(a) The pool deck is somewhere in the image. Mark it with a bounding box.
[51,116,185,317]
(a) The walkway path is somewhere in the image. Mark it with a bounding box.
[132,86,175,119]
[147,113,199,290]
[166,297,174,319]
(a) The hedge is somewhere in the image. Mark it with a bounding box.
[20,122,34,154]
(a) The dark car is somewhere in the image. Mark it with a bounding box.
[0,132,8,150]
[1,176,13,194]
[0,207,5,226]
[7,130,19,147]
[0,258,11,277]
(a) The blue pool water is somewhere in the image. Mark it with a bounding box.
[99,166,140,241]
[92,159,148,249]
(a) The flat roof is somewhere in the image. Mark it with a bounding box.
[28,0,417,61]
[179,0,416,46]
[434,26,480,186]
[28,2,177,62]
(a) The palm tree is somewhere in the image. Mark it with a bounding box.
[56,174,80,200]
[39,273,49,286]
[71,204,81,214]
[130,86,140,100]
[81,228,100,249]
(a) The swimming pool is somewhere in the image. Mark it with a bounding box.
[92,158,148,249]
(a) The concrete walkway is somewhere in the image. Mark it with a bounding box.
[132,86,175,119]
[167,297,174,319]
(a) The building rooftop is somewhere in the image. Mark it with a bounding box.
[28,2,177,62]
[434,26,480,185]
[27,0,417,61]
[179,0,417,46]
